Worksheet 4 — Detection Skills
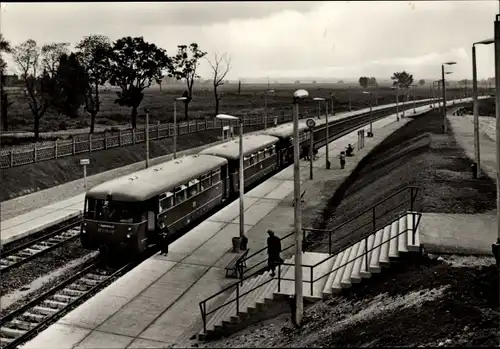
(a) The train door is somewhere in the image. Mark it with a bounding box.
[147,211,155,232]
[221,164,230,199]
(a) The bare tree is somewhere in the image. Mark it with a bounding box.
[41,42,70,78]
[206,52,231,116]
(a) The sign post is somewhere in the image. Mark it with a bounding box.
[306,118,316,180]
[80,158,90,189]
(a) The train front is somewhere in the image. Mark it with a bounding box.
[81,191,148,255]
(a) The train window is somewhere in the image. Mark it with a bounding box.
[258,150,265,161]
[174,185,187,204]
[212,169,221,183]
[188,179,200,197]
[201,174,211,191]
[159,192,173,212]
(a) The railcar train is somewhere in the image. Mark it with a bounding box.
[81,101,428,255]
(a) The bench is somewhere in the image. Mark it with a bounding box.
[225,249,249,278]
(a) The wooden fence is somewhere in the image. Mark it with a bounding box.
[0,112,310,168]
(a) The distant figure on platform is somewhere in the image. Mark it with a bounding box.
[339,151,346,169]
[346,144,354,157]
[267,230,283,277]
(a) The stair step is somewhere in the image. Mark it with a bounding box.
[388,220,400,259]
[360,234,375,278]
[237,274,268,316]
[331,245,353,292]
[406,212,421,252]
[322,252,343,298]
[350,238,367,283]
[245,273,275,312]
[378,225,391,267]
[398,214,409,253]
[340,242,360,288]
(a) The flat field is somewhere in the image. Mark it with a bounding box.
[3,82,476,135]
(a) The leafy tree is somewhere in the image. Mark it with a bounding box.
[108,36,171,129]
[41,42,70,78]
[168,43,207,120]
[75,35,112,133]
[48,53,88,118]
[0,34,13,131]
[391,71,414,89]
[206,52,231,116]
[419,79,425,86]
[12,39,57,139]
[359,76,369,88]
[368,77,378,87]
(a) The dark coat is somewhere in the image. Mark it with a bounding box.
[267,235,281,259]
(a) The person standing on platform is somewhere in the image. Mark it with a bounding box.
[339,151,346,169]
[267,230,282,277]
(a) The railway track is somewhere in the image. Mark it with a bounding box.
[0,218,83,273]
[0,258,134,349]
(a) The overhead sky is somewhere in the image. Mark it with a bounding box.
[0,1,497,81]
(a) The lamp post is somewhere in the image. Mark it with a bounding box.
[314,97,330,169]
[293,88,309,326]
[145,108,150,168]
[216,114,245,244]
[441,61,457,133]
[362,91,373,136]
[493,14,500,266]
[264,89,275,129]
[392,86,400,121]
[472,38,494,179]
[173,96,187,159]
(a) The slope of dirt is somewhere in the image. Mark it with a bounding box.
[304,110,497,253]
[187,110,499,348]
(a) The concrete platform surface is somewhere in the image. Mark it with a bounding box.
[20,106,422,349]
[1,193,85,246]
[420,212,496,255]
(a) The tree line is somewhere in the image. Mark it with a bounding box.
[0,34,232,139]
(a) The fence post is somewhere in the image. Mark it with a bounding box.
[72,137,76,155]
[118,130,122,146]
[10,149,13,167]
[55,139,58,159]
[236,283,240,314]
[277,264,281,292]
[205,119,208,130]
[310,266,314,296]
[372,206,376,232]
[132,129,136,144]
[33,143,37,163]
[157,122,160,139]
[104,132,108,150]
[89,134,92,152]
[364,236,368,272]
[196,119,199,131]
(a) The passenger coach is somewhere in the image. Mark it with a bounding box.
[81,154,228,254]
[261,123,310,168]
[200,134,279,194]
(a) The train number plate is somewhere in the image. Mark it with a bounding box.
[98,224,115,234]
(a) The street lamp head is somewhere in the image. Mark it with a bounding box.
[313,97,325,101]
[215,113,240,121]
[443,61,457,66]
[474,38,494,46]
[176,97,188,101]
[445,72,453,75]
[267,89,275,93]
[144,108,150,113]
[293,89,309,99]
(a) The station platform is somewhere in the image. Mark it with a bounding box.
[19,104,429,349]
[1,98,435,249]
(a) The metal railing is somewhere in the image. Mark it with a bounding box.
[277,211,422,297]
[198,186,421,334]
[302,186,419,254]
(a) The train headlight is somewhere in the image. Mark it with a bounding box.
[128,227,132,231]
[126,234,131,239]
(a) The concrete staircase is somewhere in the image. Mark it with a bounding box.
[199,211,421,340]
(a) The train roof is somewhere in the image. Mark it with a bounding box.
[199,134,279,160]
[261,123,309,139]
[85,154,227,202]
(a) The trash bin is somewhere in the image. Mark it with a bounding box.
[471,163,477,179]
[232,237,241,253]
